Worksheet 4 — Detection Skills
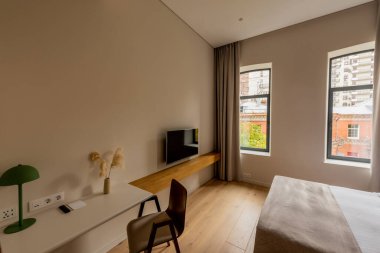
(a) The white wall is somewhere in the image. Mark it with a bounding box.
[0,0,215,252]
[240,2,377,190]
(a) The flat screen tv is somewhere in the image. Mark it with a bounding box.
[166,129,199,164]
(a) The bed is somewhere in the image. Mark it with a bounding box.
[254,176,380,253]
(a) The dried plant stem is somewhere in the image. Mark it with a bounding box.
[107,166,112,178]
[89,148,124,179]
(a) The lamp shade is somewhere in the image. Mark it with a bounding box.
[0,164,40,186]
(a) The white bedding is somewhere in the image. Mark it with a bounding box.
[330,186,380,253]
[254,176,362,253]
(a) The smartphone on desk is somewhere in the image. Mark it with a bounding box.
[58,205,72,214]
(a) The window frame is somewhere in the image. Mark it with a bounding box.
[326,49,374,163]
[239,68,271,153]
[347,124,360,140]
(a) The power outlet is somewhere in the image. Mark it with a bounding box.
[0,207,17,222]
[29,192,64,212]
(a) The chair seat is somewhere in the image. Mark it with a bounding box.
[127,212,178,253]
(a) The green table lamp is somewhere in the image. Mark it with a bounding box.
[0,164,40,234]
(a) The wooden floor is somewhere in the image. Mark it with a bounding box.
[109,180,268,253]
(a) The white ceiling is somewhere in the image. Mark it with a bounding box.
[161,0,374,48]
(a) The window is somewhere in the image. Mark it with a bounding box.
[240,65,271,152]
[347,152,358,157]
[327,46,374,163]
[347,124,359,139]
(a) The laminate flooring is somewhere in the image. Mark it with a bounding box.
[109,180,268,253]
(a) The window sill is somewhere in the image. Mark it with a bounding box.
[324,159,370,169]
[240,150,270,156]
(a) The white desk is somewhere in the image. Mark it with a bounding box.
[0,183,151,253]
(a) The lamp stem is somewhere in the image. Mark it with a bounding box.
[18,184,23,227]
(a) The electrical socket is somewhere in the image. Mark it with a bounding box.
[0,207,17,222]
[29,192,64,212]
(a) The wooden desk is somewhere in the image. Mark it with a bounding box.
[0,183,151,253]
[130,152,220,193]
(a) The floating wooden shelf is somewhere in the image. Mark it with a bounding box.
[129,152,220,193]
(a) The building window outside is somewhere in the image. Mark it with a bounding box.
[347,124,360,139]
[327,48,374,163]
[347,152,359,157]
[239,67,271,152]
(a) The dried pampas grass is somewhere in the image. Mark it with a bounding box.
[111,147,124,168]
[89,148,124,178]
[99,160,108,177]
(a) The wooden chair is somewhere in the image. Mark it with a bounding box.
[127,179,187,253]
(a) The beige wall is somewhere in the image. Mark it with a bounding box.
[240,2,377,190]
[0,0,214,252]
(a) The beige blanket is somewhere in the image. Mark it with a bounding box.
[254,176,361,253]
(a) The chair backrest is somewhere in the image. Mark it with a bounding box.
[166,179,187,236]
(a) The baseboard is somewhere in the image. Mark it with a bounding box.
[241,177,271,188]
[94,233,126,253]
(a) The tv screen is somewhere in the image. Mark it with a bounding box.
[166,129,199,164]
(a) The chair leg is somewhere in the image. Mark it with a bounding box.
[138,201,146,218]
[169,223,180,253]
[153,195,161,212]
[166,242,170,247]
[146,225,157,253]
[138,195,161,218]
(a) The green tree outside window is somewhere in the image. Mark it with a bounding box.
[240,123,266,149]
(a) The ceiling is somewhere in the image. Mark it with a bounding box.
[161,0,374,48]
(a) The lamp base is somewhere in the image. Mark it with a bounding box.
[4,218,36,234]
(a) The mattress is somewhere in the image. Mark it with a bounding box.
[255,176,380,253]
[330,186,380,253]
[254,176,361,253]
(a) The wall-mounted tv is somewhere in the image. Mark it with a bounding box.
[166,128,199,164]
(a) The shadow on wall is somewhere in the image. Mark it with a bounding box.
[47,173,81,195]
[157,133,166,170]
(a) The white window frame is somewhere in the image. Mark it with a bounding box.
[347,124,360,140]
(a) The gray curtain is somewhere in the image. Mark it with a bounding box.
[371,0,380,191]
[215,42,241,181]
